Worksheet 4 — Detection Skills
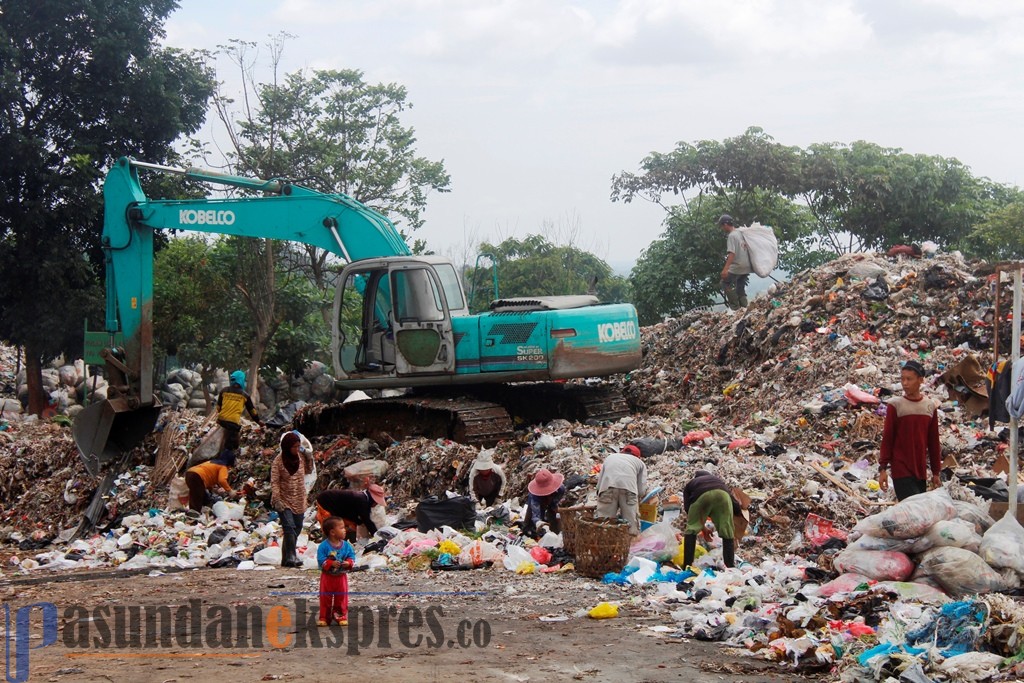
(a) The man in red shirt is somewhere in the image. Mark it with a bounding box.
[878,360,943,500]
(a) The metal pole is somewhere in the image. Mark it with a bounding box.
[1009,267,1021,517]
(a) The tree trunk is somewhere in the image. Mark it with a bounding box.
[24,345,46,416]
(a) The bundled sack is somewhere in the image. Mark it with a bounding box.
[416,495,476,532]
[816,573,873,598]
[628,522,678,562]
[954,500,995,535]
[832,549,914,582]
[853,488,957,539]
[913,547,1005,597]
[847,533,933,555]
[190,425,225,465]
[925,519,982,553]
[458,540,503,568]
[738,222,779,277]
[979,513,1024,574]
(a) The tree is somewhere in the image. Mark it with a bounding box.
[613,128,999,319]
[465,234,629,312]
[799,141,986,252]
[198,36,449,386]
[0,0,214,414]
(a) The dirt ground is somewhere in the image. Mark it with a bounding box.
[2,566,811,683]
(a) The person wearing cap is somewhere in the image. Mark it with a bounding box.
[522,468,566,538]
[878,360,942,500]
[184,450,237,512]
[468,449,506,507]
[595,445,648,535]
[681,470,743,569]
[216,370,262,455]
[316,485,387,543]
[271,432,308,567]
[717,214,752,310]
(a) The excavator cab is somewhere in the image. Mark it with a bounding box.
[333,257,463,380]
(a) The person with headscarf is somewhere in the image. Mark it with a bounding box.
[468,449,506,507]
[184,450,237,512]
[216,370,262,455]
[521,468,565,538]
[271,432,308,567]
[595,444,648,535]
[681,470,743,569]
[316,485,387,543]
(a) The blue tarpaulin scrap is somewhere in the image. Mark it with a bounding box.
[905,600,987,658]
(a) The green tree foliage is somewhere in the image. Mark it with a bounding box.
[199,37,449,385]
[613,127,999,320]
[0,0,214,414]
[465,235,629,312]
[800,141,985,253]
[154,237,326,402]
[964,191,1024,261]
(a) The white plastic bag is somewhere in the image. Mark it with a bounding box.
[458,540,503,568]
[847,533,933,555]
[502,545,536,572]
[738,223,778,277]
[852,488,957,539]
[924,519,982,553]
[979,512,1024,573]
[954,500,995,535]
[914,547,1005,597]
[343,459,388,483]
[253,546,282,565]
[832,549,914,581]
[167,476,189,512]
[212,501,244,521]
[628,522,678,562]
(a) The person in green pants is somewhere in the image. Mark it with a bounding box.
[682,470,743,569]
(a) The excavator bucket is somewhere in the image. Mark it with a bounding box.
[73,398,161,477]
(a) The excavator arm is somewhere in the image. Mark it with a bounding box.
[73,157,414,533]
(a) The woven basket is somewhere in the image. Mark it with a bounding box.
[573,516,632,578]
[557,505,594,555]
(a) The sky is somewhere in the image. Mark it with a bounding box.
[166,0,1024,272]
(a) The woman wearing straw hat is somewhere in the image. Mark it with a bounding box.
[468,449,506,507]
[522,468,565,539]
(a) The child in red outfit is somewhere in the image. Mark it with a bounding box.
[317,516,356,626]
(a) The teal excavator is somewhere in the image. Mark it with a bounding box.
[72,157,641,528]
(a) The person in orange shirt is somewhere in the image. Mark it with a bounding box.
[184,451,237,512]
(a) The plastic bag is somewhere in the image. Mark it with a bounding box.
[672,541,706,568]
[191,425,225,465]
[529,546,552,565]
[804,514,849,548]
[925,519,982,553]
[502,545,536,572]
[832,549,914,581]
[629,522,678,562]
[815,573,872,598]
[587,602,619,619]
[212,501,244,521]
[167,476,190,511]
[847,533,933,555]
[738,223,778,277]
[979,512,1024,573]
[458,540,502,568]
[852,488,957,539]
[953,500,995,535]
[343,459,388,483]
[914,547,1005,597]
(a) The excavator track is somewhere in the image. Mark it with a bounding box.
[293,383,629,447]
[294,396,515,447]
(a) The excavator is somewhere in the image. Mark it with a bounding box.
[72,157,641,529]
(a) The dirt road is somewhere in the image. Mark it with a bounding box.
[2,566,806,683]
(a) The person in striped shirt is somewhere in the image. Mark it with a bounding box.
[878,360,943,501]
